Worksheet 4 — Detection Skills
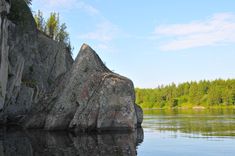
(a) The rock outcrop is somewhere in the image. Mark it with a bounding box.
[0,0,73,123]
[0,0,143,131]
[24,44,140,131]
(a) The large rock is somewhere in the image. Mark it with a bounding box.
[67,45,137,131]
[24,44,142,131]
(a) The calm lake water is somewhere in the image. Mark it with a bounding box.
[140,109,235,156]
[1,109,235,155]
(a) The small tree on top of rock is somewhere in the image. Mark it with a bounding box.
[33,10,73,55]
[46,12,60,40]
[34,10,45,32]
[56,23,73,54]
[56,23,69,43]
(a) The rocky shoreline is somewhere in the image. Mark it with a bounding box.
[0,0,143,131]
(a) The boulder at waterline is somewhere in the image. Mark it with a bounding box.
[24,44,143,131]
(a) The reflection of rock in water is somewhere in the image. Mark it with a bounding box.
[136,128,144,146]
[72,132,138,156]
[27,131,77,156]
[0,127,144,156]
[0,127,33,156]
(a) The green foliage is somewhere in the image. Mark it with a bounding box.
[33,10,73,55]
[34,10,45,31]
[45,12,59,39]
[56,23,69,42]
[136,79,235,109]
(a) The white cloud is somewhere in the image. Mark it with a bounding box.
[78,21,120,51]
[79,21,119,42]
[76,1,99,15]
[96,44,109,50]
[34,0,99,15]
[154,13,235,51]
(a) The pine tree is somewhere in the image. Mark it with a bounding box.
[46,12,59,40]
[57,23,69,43]
[34,10,45,31]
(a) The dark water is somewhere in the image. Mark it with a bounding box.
[1,109,235,155]
[0,127,143,156]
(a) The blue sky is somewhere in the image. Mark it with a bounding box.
[32,0,235,88]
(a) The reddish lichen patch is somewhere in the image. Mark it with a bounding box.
[80,85,89,100]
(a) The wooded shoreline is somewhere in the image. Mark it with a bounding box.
[136,79,235,109]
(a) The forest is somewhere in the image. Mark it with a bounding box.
[135,79,235,109]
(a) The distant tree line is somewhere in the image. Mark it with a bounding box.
[136,79,235,109]
[34,10,73,54]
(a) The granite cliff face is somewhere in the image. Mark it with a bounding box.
[0,0,143,131]
[0,0,73,123]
